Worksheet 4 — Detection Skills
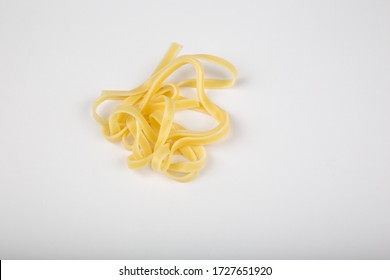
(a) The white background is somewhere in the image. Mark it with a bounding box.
[0,0,389,259]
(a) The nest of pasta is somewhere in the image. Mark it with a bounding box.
[93,43,237,182]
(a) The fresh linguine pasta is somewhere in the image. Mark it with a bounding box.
[92,43,237,182]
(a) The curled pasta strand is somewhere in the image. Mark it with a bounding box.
[92,43,237,182]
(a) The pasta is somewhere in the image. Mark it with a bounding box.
[92,43,237,182]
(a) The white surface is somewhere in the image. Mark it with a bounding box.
[0,0,389,259]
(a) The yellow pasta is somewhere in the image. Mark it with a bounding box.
[92,43,237,182]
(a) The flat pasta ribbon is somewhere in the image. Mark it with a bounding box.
[92,43,237,182]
